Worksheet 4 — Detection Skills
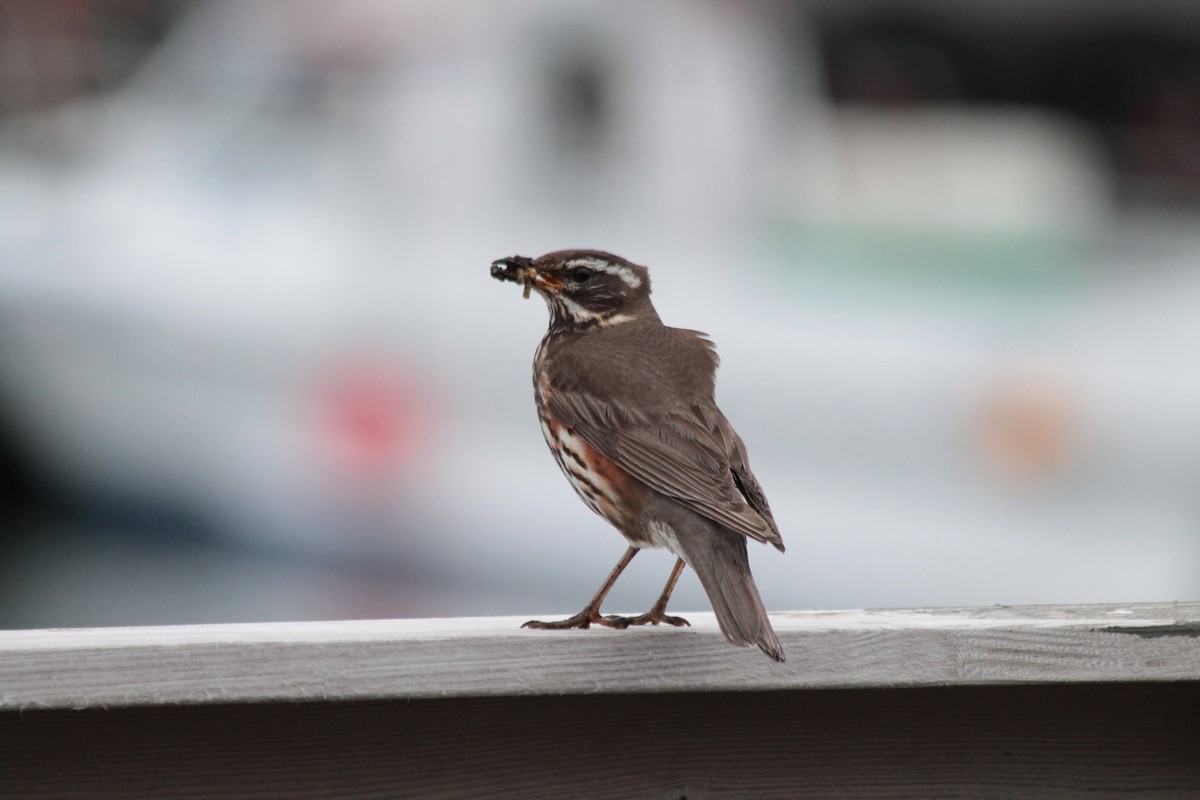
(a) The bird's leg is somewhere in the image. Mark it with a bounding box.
[602,557,690,628]
[523,546,640,630]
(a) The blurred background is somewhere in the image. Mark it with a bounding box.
[1,0,1198,629]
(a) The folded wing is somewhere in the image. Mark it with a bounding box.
[548,388,784,551]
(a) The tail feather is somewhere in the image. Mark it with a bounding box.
[679,528,784,662]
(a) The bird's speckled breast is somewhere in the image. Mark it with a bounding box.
[534,341,651,543]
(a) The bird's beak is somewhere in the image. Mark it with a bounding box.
[490,256,560,299]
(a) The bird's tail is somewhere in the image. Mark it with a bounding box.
[678,528,784,662]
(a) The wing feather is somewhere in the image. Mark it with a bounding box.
[546,388,784,550]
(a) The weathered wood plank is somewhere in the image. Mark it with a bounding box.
[2,603,1197,709]
[3,683,1198,799]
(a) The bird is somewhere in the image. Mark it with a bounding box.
[490,250,785,661]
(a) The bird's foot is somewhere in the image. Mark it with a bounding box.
[522,607,630,630]
[602,609,690,628]
[522,608,689,630]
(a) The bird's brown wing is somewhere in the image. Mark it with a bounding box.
[729,429,781,541]
[548,388,784,551]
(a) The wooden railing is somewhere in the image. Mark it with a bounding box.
[2,602,1198,797]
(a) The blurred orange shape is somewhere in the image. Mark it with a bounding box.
[976,369,1076,481]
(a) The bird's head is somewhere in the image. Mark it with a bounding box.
[490,250,652,328]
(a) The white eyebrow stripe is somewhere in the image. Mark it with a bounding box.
[566,257,642,289]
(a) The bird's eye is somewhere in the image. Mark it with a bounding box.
[571,266,595,283]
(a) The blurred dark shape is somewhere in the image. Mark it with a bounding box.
[821,13,974,105]
[811,7,1200,206]
[1046,28,1200,205]
[0,0,181,117]
[546,45,611,157]
[0,394,52,521]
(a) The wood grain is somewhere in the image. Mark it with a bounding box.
[2,603,1198,709]
[2,683,1197,799]
[3,605,1198,798]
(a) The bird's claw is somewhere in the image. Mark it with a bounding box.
[603,611,690,628]
[522,608,689,631]
[522,608,605,630]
